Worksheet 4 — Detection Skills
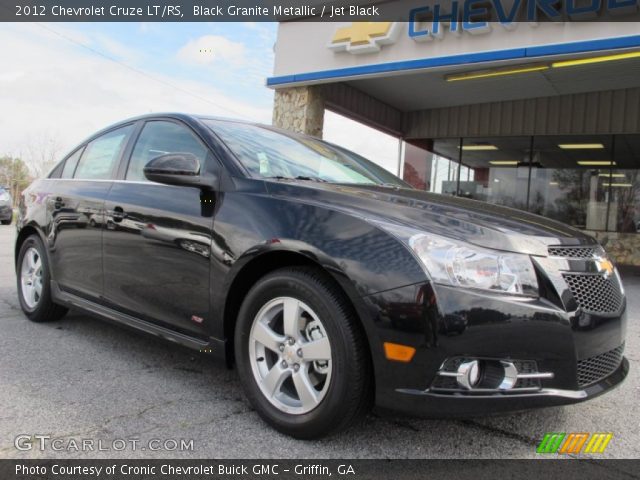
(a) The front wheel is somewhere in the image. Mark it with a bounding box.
[17,234,68,323]
[235,267,372,439]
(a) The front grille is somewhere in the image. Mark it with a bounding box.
[548,246,596,259]
[577,344,624,388]
[563,273,623,314]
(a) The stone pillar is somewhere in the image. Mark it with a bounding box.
[272,86,325,138]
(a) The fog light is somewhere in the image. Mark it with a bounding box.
[433,357,555,393]
[457,360,481,390]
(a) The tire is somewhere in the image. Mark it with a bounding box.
[1,219,11,225]
[17,234,68,323]
[234,266,372,439]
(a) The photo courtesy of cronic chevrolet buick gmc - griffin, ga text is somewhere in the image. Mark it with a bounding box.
[14,114,629,438]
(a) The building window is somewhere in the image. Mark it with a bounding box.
[404,134,639,236]
[527,135,614,231]
[431,137,532,209]
[459,137,531,211]
[612,135,640,234]
[430,152,459,195]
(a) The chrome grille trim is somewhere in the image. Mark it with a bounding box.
[577,344,625,388]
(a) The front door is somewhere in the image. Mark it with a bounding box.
[102,120,215,338]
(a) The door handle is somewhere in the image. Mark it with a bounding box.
[111,206,125,223]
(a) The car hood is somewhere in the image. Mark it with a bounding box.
[266,181,597,256]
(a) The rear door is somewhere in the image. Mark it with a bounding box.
[102,119,215,338]
[49,123,134,300]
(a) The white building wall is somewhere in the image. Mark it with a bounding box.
[273,21,640,80]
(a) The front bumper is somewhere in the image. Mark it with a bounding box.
[391,357,628,417]
[362,281,628,416]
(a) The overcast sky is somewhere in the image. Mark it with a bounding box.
[1,22,399,175]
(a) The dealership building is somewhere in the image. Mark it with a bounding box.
[268,14,640,265]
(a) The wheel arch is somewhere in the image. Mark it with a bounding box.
[14,224,49,272]
[222,249,377,383]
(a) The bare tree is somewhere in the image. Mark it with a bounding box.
[0,156,31,206]
[21,132,62,178]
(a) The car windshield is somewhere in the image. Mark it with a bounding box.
[0,188,10,202]
[203,119,408,187]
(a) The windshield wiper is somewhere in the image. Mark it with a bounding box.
[268,175,327,183]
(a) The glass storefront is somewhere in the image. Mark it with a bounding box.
[405,134,640,236]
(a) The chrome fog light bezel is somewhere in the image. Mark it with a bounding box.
[431,357,555,394]
[457,360,481,390]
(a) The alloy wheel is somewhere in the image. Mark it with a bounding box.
[21,247,43,309]
[248,296,332,415]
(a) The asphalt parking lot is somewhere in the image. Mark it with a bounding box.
[0,225,638,459]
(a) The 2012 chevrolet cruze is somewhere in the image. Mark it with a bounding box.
[15,114,628,438]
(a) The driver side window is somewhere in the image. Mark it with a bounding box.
[126,121,209,181]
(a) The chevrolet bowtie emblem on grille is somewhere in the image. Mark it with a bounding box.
[329,22,400,54]
[595,257,614,277]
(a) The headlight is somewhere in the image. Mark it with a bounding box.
[368,218,539,297]
[408,233,538,296]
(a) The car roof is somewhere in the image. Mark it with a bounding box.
[83,112,276,145]
[108,112,263,130]
[89,112,324,148]
[110,113,386,159]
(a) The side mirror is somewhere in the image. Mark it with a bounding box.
[143,153,215,190]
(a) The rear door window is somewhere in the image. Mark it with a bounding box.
[60,147,84,179]
[74,125,133,180]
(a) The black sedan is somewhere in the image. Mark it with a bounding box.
[15,114,628,438]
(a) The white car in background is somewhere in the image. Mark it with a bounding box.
[0,187,13,225]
